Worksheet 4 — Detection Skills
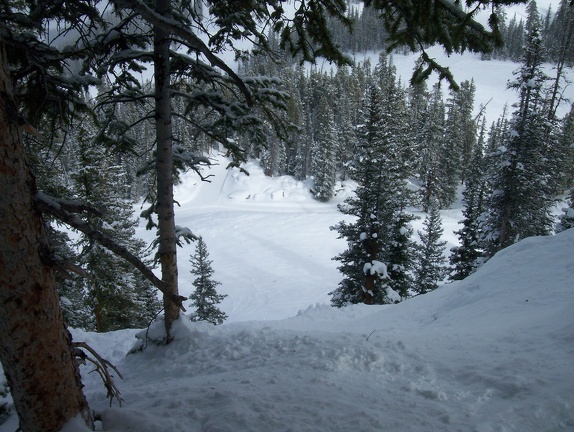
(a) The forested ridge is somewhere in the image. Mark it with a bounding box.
[1,0,574,430]
[40,0,574,314]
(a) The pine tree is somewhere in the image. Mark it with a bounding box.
[95,0,353,339]
[189,237,227,325]
[558,104,574,189]
[557,189,574,232]
[418,83,447,211]
[386,209,417,299]
[481,7,556,256]
[546,0,574,67]
[450,118,488,280]
[365,0,520,89]
[414,200,448,294]
[556,187,574,232]
[311,93,337,202]
[70,121,162,332]
[330,81,416,306]
[444,80,478,185]
[0,2,100,426]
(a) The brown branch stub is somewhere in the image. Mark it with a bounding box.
[73,341,124,407]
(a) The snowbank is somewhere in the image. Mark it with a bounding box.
[54,229,574,432]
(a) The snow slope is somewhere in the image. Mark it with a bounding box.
[62,224,574,432]
[2,153,571,431]
[46,157,572,432]
[137,156,458,324]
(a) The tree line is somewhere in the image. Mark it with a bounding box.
[21,0,572,320]
[0,0,563,430]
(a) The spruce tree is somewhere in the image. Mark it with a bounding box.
[311,93,338,202]
[70,121,162,332]
[546,0,574,67]
[418,83,447,211]
[557,189,574,232]
[331,81,416,306]
[189,237,227,325]
[481,7,556,256]
[558,104,574,189]
[386,209,417,299]
[0,2,101,428]
[444,80,477,186]
[414,200,448,295]
[450,119,488,280]
[95,0,353,339]
[330,82,390,306]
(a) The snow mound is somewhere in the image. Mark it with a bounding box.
[65,229,574,432]
[173,154,356,207]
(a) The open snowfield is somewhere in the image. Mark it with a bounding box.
[59,164,574,432]
[43,157,573,432]
[2,2,574,428]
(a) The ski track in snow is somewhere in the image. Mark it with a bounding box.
[45,155,574,432]
[4,12,574,428]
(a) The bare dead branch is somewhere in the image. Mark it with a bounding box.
[52,255,93,281]
[35,192,187,312]
[73,341,124,407]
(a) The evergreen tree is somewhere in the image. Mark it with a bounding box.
[365,0,519,89]
[377,53,416,180]
[330,81,415,306]
[70,121,162,332]
[450,118,488,280]
[546,0,574,67]
[481,7,556,256]
[386,209,417,299]
[557,189,574,232]
[414,200,448,294]
[311,94,337,202]
[94,0,355,339]
[444,80,478,185]
[558,104,574,189]
[418,83,447,211]
[189,237,227,325]
[0,2,102,428]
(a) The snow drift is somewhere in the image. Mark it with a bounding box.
[55,228,574,432]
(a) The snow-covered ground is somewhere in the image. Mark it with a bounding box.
[34,156,568,431]
[3,3,574,427]
[2,150,572,431]
[54,162,573,431]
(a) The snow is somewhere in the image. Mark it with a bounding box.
[7,154,562,432]
[365,260,389,278]
[47,186,574,432]
[5,2,574,429]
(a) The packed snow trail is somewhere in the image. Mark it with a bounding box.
[53,229,574,432]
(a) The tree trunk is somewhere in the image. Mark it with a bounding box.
[154,0,179,340]
[0,40,92,431]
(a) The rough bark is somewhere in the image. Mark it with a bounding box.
[0,40,92,431]
[154,0,180,340]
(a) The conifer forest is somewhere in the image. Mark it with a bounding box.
[1,0,574,431]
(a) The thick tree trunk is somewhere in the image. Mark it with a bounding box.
[0,41,92,431]
[154,0,180,340]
